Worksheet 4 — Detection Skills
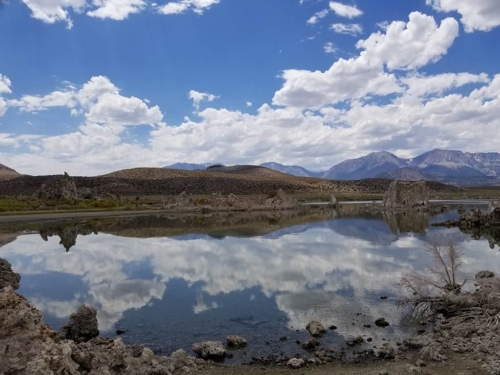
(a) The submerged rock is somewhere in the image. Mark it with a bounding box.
[58,305,99,343]
[346,336,364,346]
[226,335,247,349]
[375,318,390,327]
[0,258,21,290]
[301,338,320,351]
[192,341,226,359]
[306,320,326,337]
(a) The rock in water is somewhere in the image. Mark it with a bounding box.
[59,305,99,343]
[0,258,21,290]
[287,358,305,369]
[329,195,338,207]
[375,318,390,327]
[306,320,326,337]
[191,341,226,359]
[226,335,247,349]
[382,180,429,209]
[301,338,320,350]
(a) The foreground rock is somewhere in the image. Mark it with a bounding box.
[0,286,200,374]
[0,256,201,374]
[405,275,500,375]
[0,258,20,290]
[192,341,226,359]
[382,180,430,210]
[162,189,300,212]
[226,335,247,349]
[306,320,326,337]
[58,304,100,343]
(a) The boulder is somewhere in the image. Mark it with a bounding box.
[0,258,21,290]
[226,335,247,349]
[329,195,338,207]
[376,343,396,359]
[382,180,429,209]
[287,358,305,369]
[191,341,226,359]
[59,305,99,343]
[306,320,326,337]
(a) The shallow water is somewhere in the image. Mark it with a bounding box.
[1,204,498,363]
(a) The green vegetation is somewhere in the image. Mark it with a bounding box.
[194,197,210,205]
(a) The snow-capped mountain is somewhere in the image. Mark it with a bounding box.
[162,149,500,186]
[323,152,408,180]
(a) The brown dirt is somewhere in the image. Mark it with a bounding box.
[0,163,20,181]
[196,351,486,375]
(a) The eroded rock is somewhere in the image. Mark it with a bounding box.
[58,305,99,343]
[382,180,429,209]
[301,338,320,351]
[0,258,21,290]
[306,320,326,337]
[192,341,226,359]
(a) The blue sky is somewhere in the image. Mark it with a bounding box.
[1,0,500,175]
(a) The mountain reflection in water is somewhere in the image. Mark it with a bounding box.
[0,205,498,362]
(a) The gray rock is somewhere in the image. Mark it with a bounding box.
[226,335,247,349]
[416,359,426,367]
[0,258,21,290]
[306,320,326,337]
[287,358,304,369]
[192,341,226,359]
[383,180,429,209]
[58,305,99,343]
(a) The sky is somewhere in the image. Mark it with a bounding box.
[1,0,500,175]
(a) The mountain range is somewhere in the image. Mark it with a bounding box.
[164,149,500,187]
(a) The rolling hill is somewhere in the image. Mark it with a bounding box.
[0,163,20,181]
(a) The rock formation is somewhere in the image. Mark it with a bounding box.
[58,305,100,343]
[191,341,226,359]
[35,172,79,200]
[162,189,300,212]
[0,258,20,290]
[0,257,202,375]
[382,180,430,209]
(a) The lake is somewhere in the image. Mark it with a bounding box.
[1,204,498,363]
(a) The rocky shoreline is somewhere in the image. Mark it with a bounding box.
[2,254,500,374]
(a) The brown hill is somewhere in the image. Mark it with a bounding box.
[0,165,463,198]
[0,163,20,181]
[204,165,292,178]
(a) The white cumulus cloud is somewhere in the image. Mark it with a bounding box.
[157,0,220,15]
[427,0,500,32]
[188,90,218,110]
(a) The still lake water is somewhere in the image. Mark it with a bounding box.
[1,204,498,362]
